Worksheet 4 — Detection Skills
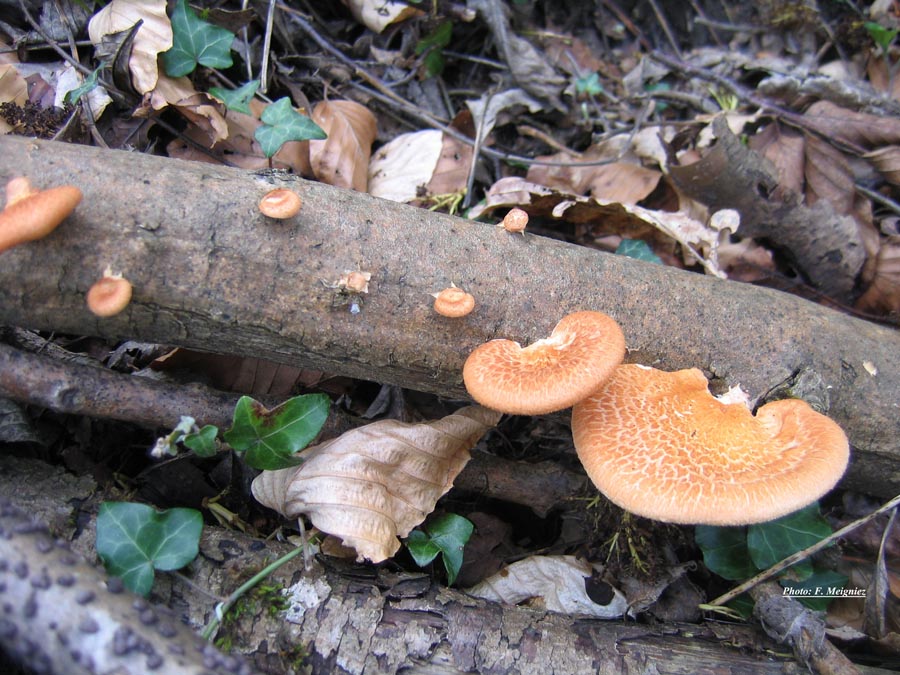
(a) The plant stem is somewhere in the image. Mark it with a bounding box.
[201,545,305,641]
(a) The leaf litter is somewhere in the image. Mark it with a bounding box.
[2,0,900,668]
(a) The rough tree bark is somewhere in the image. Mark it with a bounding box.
[0,456,816,675]
[0,136,899,498]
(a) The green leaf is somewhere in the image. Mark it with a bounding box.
[162,0,234,78]
[183,424,219,457]
[96,502,202,596]
[694,525,757,580]
[864,21,898,53]
[209,79,259,114]
[406,513,474,585]
[254,97,327,158]
[223,393,330,470]
[575,72,603,97]
[415,21,452,78]
[64,67,102,105]
[747,504,833,576]
[616,238,663,264]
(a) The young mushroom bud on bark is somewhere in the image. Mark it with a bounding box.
[499,207,528,233]
[432,286,475,317]
[86,269,133,317]
[340,270,371,294]
[0,177,83,254]
[259,188,302,219]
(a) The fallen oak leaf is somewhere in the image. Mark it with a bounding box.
[251,405,501,562]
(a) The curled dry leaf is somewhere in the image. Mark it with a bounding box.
[251,405,502,563]
[310,100,377,192]
[466,555,627,619]
[341,0,422,33]
[856,236,900,314]
[87,0,172,95]
[865,146,900,187]
[0,64,27,135]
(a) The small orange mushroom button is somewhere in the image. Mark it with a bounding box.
[463,311,625,415]
[433,286,475,317]
[0,177,82,254]
[86,271,133,317]
[259,188,302,219]
[571,365,850,525]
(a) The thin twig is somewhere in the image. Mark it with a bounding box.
[706,493,900,608]
[259,0,276,93]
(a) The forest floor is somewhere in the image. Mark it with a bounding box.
[1,1,900,673]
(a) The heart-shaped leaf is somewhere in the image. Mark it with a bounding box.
[407,513,473,585]
[223,393,330,470]
[183,424,219,457]
[162,0,234,78]
[96,502,202,596]
[254,97,327,158]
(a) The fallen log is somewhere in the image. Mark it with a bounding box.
[0,135,898,496]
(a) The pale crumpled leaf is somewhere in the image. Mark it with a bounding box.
[466,88,545,143]
[310,100,377,192]
[857,235,900,314]
[341,0,422,33]
[251,406,501,563]
[368,129,444,202]
[467,555,628,618]
[87,0,172,95]
[138,74,228,143]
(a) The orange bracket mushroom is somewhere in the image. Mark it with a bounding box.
[0,177,82,254]
[571,365,850,525]
[463,310,625,415]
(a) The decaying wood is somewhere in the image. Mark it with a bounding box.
[1,135,899,498]
[0,457,822,674]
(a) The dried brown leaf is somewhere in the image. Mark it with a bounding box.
[528,158,660,205]
[748,123,805,199]
[310,100,377,192]
[865,146,900,187]
[0,64,27,135]
[804,133,855,214]
[804,101,900,150]
[424,132,473,197]
[856,236,900,315]
[251,406,502,562]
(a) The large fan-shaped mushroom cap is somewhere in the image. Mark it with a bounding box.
[572,365,850,525]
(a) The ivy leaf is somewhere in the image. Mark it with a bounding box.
[254,97,327,158]
[415,20,452,78]
[162,0,234,78]
[64,67,102,105]
[209,79,259,114]
[96,502,202,596]
[223,393,330,470]
[183,424,219,457]
[747,504,833,578]
[407,513,474,585]
[694,525,757,581]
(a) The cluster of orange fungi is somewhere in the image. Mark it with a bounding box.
[463,310,850,526]
[1,177,133,317]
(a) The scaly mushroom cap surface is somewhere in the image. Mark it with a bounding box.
[571,365,850,525]
[463,310,625,415]
[0,183,82,253]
